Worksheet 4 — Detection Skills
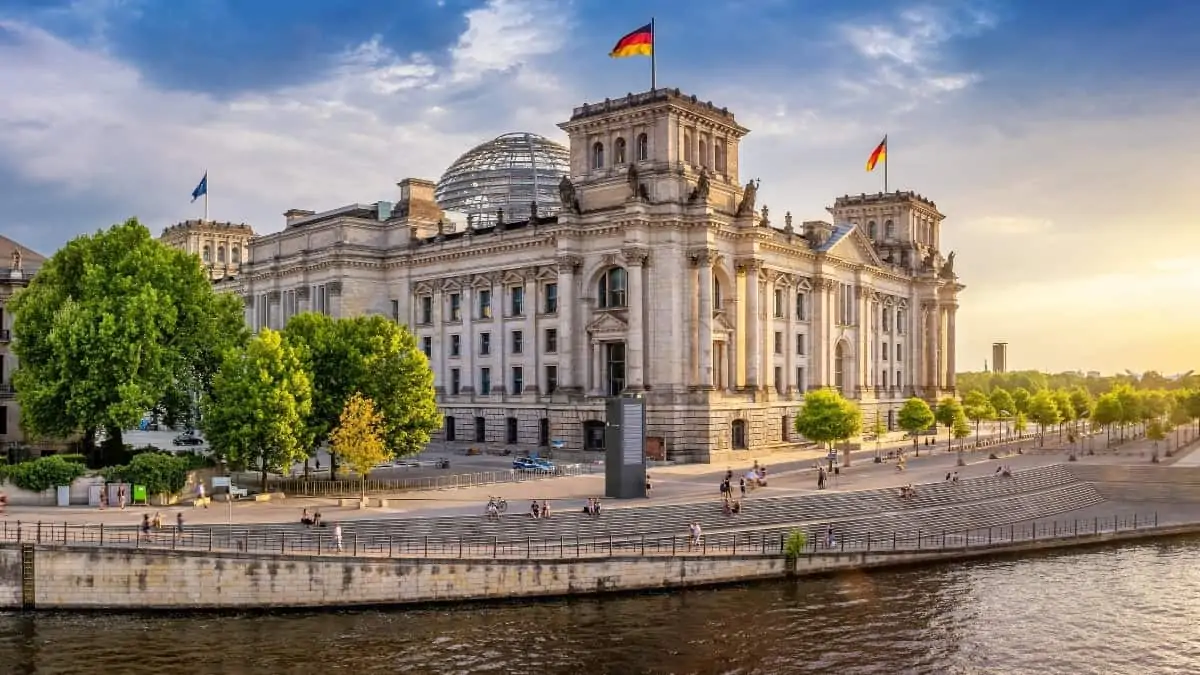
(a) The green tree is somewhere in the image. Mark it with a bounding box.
[1069,387,1094,434]
[0,455,87,493]
[795,389,863,466]
[1092,392,1122,447]
[329,393,390,499]
[283,313,439,474]
[962,390,995,446]
[1169,398,1192,450]
[201,329,313,490]
[897,397,935,457]
[1027,390,1061,447]
[8,219,246,462]
[934,397,964,449]
[1186,389,1200,433]
[1113,385,1143,442]
[103,452,190,498]
[1010,387,1032,415]
[1053,390,1075,442]
[1146,418,1166,453]
[951,413,972,460]
[1013,411,1028,437]
[989,388,1016,440]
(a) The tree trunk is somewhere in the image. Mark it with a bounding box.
[913,435,919,457]
[841,440,851,468]
[260,456,268,493]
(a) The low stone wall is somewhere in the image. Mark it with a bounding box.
[2,523,1199,611]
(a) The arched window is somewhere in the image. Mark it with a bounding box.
[684,132,693,163]
[614,137,627,164]
[598,267,627,308]
[834,342,846,392]
[698,139,708,167]
[731,419,747,449]
[713,276,722,310]
[217,246,226,264]
[592,141,605,169]
[636,133,649,161]
[231,246,241,263]
[715,141,726,172]
[867,221,877,239]
[202,245,212,264]
[884,219,895,239]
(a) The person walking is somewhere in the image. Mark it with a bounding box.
[118,485,127,510]
[334,523,344,553]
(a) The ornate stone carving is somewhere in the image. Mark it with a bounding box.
[921,249,938,271]
[556,255,582,273]
[558,176,580,214]
[735,179,759,217]
[627,163,641,199]
[920,300,938,312]
[326,281,343,296]
[759,204,770,228]
[813,277,837,291]
[687,169,710,204]
[689,248,717,266]
[784,211,794,234]
[10,248,21,271]
[601,253,618,267]
[621,247,650,267]
[734,257,763,274]
[939,251,956,279]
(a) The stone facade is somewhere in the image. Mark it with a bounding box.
[233,88,964,462]
[0,235,45,448]
[159,220,255,281]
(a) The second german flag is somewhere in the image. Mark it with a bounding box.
[610,23,654,58]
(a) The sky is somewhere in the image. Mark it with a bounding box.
[1,0,1198,376]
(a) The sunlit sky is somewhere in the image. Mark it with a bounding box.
[1,0,1197,375]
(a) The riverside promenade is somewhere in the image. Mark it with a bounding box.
[0,434,1197,611]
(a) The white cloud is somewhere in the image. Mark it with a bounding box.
[0,0,579,238]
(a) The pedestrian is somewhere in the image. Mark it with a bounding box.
[334,523,344,552]
[195,482,208,509]
[739,477,746,498]
[645,474,652,497]
[118,485,127,510]
[692,521,703,548]
[176,512,184,533]
[140,514,151,539]
[99,485,108,510]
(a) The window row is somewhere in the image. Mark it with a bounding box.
[201,244,243,265]
[881,342,903,362]
[444,365,559,397]
[865,220,896,241]
[879,370,904,388]
[418,283,558,324]
[419,328,560,359]
[591,133,650,169]
[444,415,552,447]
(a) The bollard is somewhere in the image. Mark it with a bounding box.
[892,532,897,550]
[100,524,105,546]
[208,528,212,552]
[672,536,676,556]
[1133,514,1138,529]
[641,535,646,556]
[37,522,42,544]
[353,532,358,556]
[560,536,564,558]
[493,537,498,558]
[458,535,463,559]
[526,537,531,559]
[608,535,613,557]
[281,533,286,554]
[63,522,68,545]
[173,527,178,550]
[866,532,871,552]
[916,530,921,550]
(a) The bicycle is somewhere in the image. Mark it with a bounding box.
[487,496,508,513]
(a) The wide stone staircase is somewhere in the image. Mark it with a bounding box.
[1064,465,1200,503]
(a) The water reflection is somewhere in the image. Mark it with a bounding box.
[0,539,1196,674]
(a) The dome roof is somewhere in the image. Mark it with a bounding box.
[435,132,570,227]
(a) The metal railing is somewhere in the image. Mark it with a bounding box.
[269,463,598,497]
[0,512,1165,560]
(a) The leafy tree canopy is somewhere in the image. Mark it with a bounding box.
[794,389,862,446]
[9,219,246,451]
[330,393,390,498]
[897,398,935,436]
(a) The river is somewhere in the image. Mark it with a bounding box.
[1,538,1197,674]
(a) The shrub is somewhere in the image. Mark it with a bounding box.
[0,455,88,493]
[55,453,89,466]
[784,529,809,560]
[103,453,190,496]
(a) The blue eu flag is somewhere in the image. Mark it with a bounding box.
[191,173,208,202]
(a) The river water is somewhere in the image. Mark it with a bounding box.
[1,538,1197,674]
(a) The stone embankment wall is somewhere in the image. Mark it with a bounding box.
[1,524,1198,611]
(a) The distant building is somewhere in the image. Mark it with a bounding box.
[992,342,1008,374]
[0,235,47,447]
[159,220,256,281]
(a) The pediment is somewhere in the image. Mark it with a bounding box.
[536,266,558,281]
[413,281,435,295]
[827,225,885,267]
[586,311,628,336]
[439,277,462,292]
[501,270,525,285]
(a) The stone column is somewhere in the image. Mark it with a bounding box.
[461,284,475,394]
[764,273,776,393]
[623,248,649,390]
[946,304,958,390]
[591,340,603,395]
[686,262,698,386]
[725,299,739,390]
[523,272,538,395]
[433,286,445,393]
[923,301,938,395]
[694,249,715,388]
[744,260,761,389]
[785,277,797,394]
[556,256,581,392]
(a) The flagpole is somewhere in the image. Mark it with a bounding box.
[204,172,210,222]
[650,17,657,91]
[883,137,889,194]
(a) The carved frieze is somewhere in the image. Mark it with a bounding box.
[688,248,718,267]
[621,247,650,267]
[734,257,763,274]
[556,255,582,273]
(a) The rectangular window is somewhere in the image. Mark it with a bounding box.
[544,283,558,314]
[774,366,783,394]
[474,416,486,442]
[795,291,807,320]
[478,289,492,319]
[511,330,524,354]
[545,365,558,394]
[449,293,462,321]
[450,334,461,357]
[796,333,806,355]
[511,366,524,394]
[390,299,400,322]
[480,332,491,356]
[896,343,902,361]
[538,418,550,447]
[506,417,519,444]
[480,367,492,395]
[445,416,456,441]
[510,286,525,316]
[882,342,889,361]
[896,370,902,388]
[0,405,6,435]
[450,368,461,395]
[545,328,558,353]
[420,336,432,358]
[420,295,433,324]
[882,370,889,388]
[896,309,905,334]
[773,289,784,318]
[774,331,783,354]
[797,366,807,392]
[882,308,891,332]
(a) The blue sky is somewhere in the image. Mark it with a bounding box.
[1,0,1198,373]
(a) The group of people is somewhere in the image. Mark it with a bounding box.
[719,470,745,515]
[687,521,703,548]
[898,484,919,499]
[943,471,961,483]
[582,498,603,517]
[995,465,1014,478]
[300,508,325,527]
[529,500,551,519]
[139,511,184,536]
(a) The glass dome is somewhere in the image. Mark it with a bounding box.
[435,132,570,227]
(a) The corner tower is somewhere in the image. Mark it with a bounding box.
[828,191,945,273]
[557,89,750,214]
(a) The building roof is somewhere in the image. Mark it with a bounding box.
[0,234,46,268]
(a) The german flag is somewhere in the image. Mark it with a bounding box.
[610,23,653,58]
[866,136,887,172]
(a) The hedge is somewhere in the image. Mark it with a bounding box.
[0,455,88,493]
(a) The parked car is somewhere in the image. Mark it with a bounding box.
[531,458,557,473]
[512,457,539,471]
[173,432,204,446]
